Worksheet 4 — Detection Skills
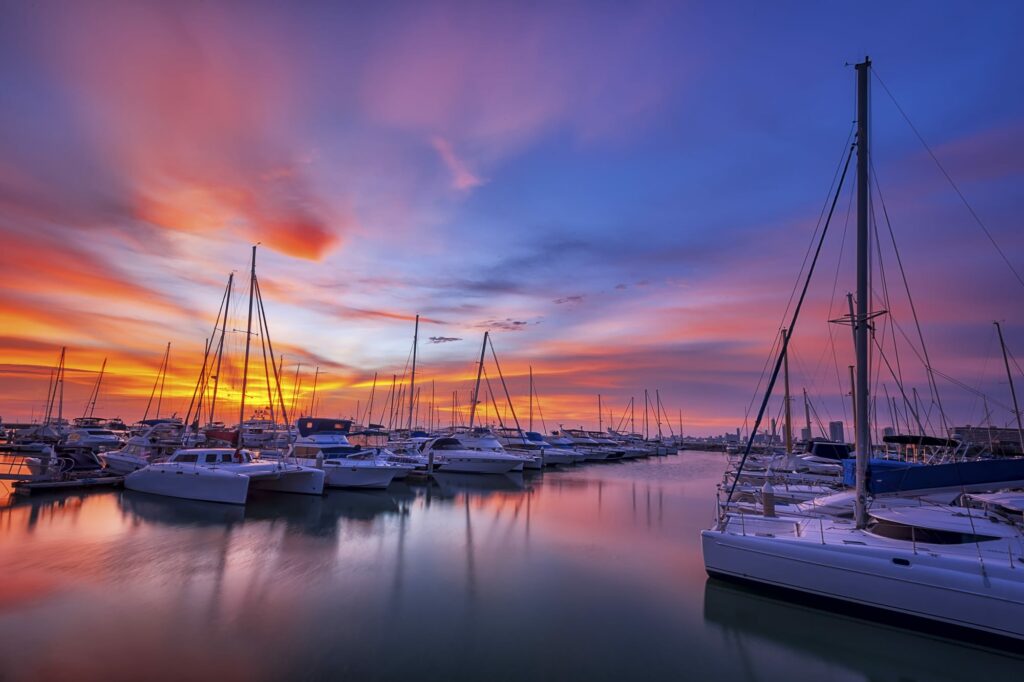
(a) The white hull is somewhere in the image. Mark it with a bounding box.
[322,462,397,489]
[100,451,149,475]
[436,457,522,474]
[125,465,250,505]
[250,466,325,495]
[701,527,1024,641]
[540,450,577,466]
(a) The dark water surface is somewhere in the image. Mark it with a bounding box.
[1,452,1020,681]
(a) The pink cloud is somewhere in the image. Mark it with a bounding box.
[431,137,485,190]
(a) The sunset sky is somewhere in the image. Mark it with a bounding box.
[1,1,1022,436]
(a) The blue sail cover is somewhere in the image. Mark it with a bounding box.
[844,457,1024,494]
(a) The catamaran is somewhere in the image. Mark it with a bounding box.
[125,447,325,504]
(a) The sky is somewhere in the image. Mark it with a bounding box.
[0,0,1022,437]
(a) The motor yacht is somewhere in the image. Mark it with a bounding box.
[420,436,526,474]
[290,417,405,489]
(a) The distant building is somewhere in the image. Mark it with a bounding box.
[829,421,845,443]
[950,425,1024,455]
[800,427,812,443]
[883,426,896,438]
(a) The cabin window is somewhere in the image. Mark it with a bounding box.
[176,454,198,463]
[867,519,1000,545]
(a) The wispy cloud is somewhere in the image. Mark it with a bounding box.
[431,137,484,191]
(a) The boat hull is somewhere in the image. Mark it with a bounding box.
[701,528,1024,641]
[125,465,250,505]
[435,457,522,474]
[321,462,397,489]
[99,451,148,475]
[249,466,325,495]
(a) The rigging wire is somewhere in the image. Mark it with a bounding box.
[872,69,1024,291]
[871,158,948,431]
[741,123,857,436]
[726,140,856,506]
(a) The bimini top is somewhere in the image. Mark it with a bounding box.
[297,418,353,437]
[883,434,960,448]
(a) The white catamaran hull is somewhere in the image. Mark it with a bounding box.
[701,529,1024,641]
[249,466,325,495]
[125,465,250,505]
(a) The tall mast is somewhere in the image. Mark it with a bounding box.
[468,331,488,428]
[995,321,1024,451]
[528,366,534,432]
[236,245,257,453]
[854,57,872,529]
[655,389,663,439]
[644,389,649,440]
[308,366,320,416]
[782,328,793,453]
[803,388,812,441]
[598,394,602,432]
[156,342,169,419]
[56,347,65,425]
[209,272,233,425]
[290,363,302,417]
[84,357,107,418]
[366,371,378,425]
[408,314,419,430]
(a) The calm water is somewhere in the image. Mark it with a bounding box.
[0,452,1020,681]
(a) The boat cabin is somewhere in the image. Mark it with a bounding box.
[170,448,254,464]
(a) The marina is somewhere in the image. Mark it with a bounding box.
[2,1,1024,679]
[2,453,1022,681]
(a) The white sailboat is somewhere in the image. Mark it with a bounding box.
[701,58,1024,643]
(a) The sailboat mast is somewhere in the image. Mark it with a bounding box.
[803,388,812,442]
[236,246,257,453]
[56,347,65,425]
[468,331,488,428]
[598,394,602,432]
[854,56,872,529]
[528,366,534,432]
[366,371,377,426]
[655,389,663,439]
[155,342,169,419]
[408,314,419,430]
[782,328,793,453]
[994,321,1024,451]
[309,366,320,416]
[85,357,107,418]
[209,272,233,425]
[644,389,649,440]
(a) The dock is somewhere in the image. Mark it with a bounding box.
[12,474,124,495]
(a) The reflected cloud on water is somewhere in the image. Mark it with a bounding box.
[1,454,1019,681]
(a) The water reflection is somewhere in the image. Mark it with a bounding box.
[0,454,1020,681]
[703,578,1022,681]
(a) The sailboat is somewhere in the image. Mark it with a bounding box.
[701,58,1024,643]
[126,246,325,503]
